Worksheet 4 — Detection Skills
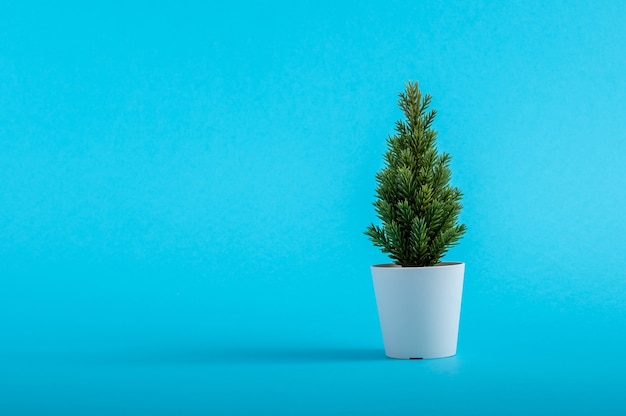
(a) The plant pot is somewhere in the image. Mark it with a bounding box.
[371,262,465,359]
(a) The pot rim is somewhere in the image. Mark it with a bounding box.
[372,261,464,269]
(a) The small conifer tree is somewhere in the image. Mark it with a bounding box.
[365,81,466,267]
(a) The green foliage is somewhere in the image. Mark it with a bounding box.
[365,81,466,267]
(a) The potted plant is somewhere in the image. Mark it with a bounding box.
[365,81,467,359]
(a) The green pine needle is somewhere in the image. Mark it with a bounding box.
[365,81,466,267]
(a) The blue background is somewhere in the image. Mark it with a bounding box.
[2,1,626,414]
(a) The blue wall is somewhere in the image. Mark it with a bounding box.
[2,1,626,414]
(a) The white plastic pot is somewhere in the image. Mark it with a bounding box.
[371,262,465,359]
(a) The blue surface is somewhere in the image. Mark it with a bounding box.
[2,1,626,414]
